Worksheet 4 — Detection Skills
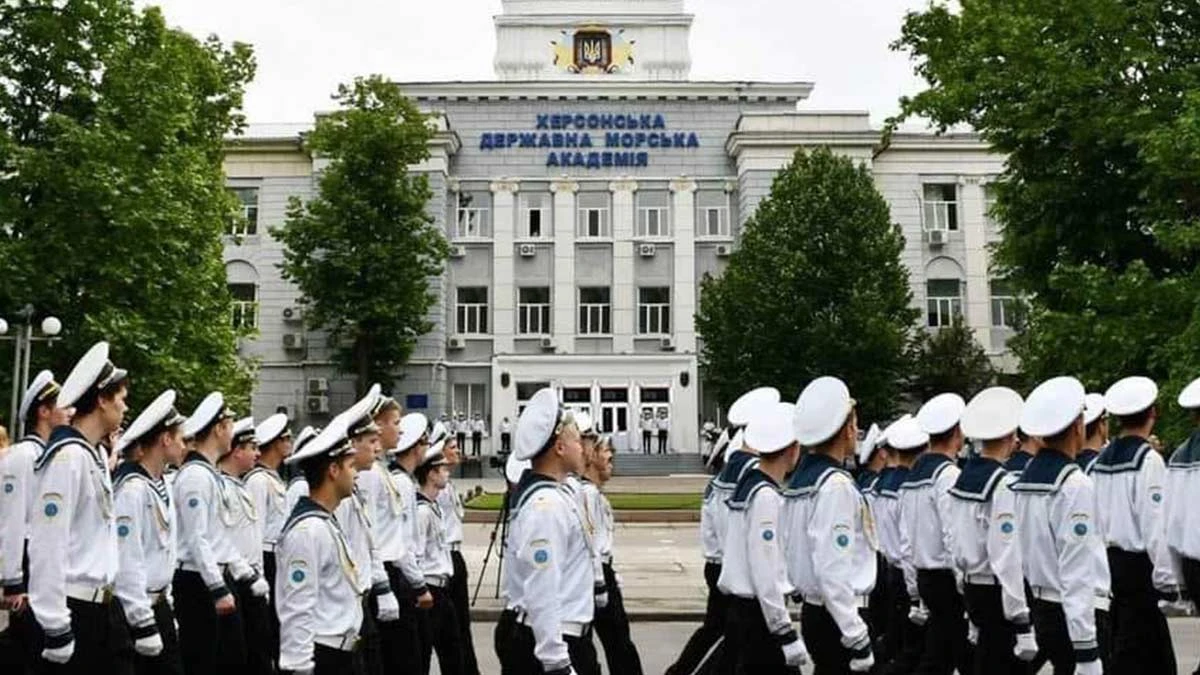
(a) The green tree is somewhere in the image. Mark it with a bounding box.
[908,314,994,402]
[274,75,449,395]
[0,0,257,416]
[891,0,1200,441]
[696,147,918,423]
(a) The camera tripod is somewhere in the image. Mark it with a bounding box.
[472,482,512,605]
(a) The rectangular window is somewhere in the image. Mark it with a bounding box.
[637,207,669,238]
[521,193,550,238]
[451,383,487,418]
[228,283,258,329]
[578,287,612,335]
[640,387,670,403]
[923,183,959,232]
[517,287,551,335]
[516,381,551,417]
[990,279,1017,328]
[699,206,729,237]
[577,193,610,238]
[983,184,999,232]
[455,287,489,335]
[455,193,491,239]
[228,187,259,236]
[638,287,671,335]
[926,278,963,327]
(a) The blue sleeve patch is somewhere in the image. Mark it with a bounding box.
[1073,523,1088,536]
[1151,492,1163,503]
[534,549,549,564]
[44,503,58,517]
[836,534,850,547]
[762,529,774,542]
[188,497,199,508]
[291,569,305,583]
[3,482,13,494]
[1000,521,1014,535]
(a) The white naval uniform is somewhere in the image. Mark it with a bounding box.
[0,435,42,593]
[783,453,875,657]
[898,453,960,592]
[335,485,388,597]
[415,493,453,583]
[564,475,605,593]
[274,498,364,673]
[437,477,465,551]
[362,461,407,570]
[113,463,178,635]
[700,451,759,564]
[28,427,120,639]
[1166,431,1200,563]
[1011,450,1107,666]
[244,465,287,557]
[284,476,307,517]
[502,474,594,672]
[872,467,905,570]
[388,467,428,592]
[173,453,236,598]
[220,472,263,573]
[580,479,614,565]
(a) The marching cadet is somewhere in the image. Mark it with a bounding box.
[902,392,971,675]
[1011,376,1108,675]
[246,413,293,666]
[1077,393,1114,671]
[563,412,608,623]
[785,377,875,673]
[718,399,807,673]
[414,436,464,675]
[494,387,600,675]
[946,387,1038,674]
[385,412,436,671]
[113,389,188,675]
[1078,394,1109,473]
[220,418,274,674]
[876,415,928,675]
[174,392,250,673]
[1092,376,1180,673]
[274,416,364,675]
[583,433,644,675]
[28,342,131,671]
[1168,376,1200,675]
[284,426,320,515]
[854,424,889,655]
[0,370,66,674]
[1005,430,1042,473]
[667,386,778,675]
[431,422,481,675]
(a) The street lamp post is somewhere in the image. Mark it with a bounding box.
[0,306,63,435]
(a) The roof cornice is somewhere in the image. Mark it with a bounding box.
[396,80,813,102]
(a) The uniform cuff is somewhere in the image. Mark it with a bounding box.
[44,628,74,649]
[2,580,27,595]
[130,622,160,640]
[769,629,799,647]
[371,582,392,597]
[208,584,232,600]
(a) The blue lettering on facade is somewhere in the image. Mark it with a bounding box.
[488,113,700,169]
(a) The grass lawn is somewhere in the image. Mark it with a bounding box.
[465,491,702,511]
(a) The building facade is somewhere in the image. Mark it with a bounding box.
[222,0,1012,454]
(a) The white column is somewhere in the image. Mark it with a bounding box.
[551,179,578,350]
[670,177,698,353]
[610,179,638,352]
[491,180,519,354]
[959,178,992,352]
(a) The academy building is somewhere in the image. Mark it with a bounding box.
[221,0,1012,455]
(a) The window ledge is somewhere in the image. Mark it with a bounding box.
[695,235,734,243]
[576,237,614,244]
[451,236,494,244]
[632,236,674,243]
[578,334,614,338]
[513,237,554,244]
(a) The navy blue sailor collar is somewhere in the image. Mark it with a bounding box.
[713,449,758,490]
[1004,450,1034,472]
[855,468,879,493]
[1169,430,1200,469]
[1010,448,1078,493]
[900,452,953,489]
[36,424,104,472]
[948,456,1007,502]
[727,467,778,511]
[876,465,908,499]
[784,452,848,497]
[1093,435,1152,473]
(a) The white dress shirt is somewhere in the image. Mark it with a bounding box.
[173,452,236,598]
[899,452,959,596]
[244,465,288,553]
[113,463,177,631]
[1166,431,1200,560]
[0,435,42,592]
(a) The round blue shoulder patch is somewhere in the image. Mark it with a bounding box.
[1073,523,1088,536]
[188,497,199,508]
[118,524,130,538]
[762,529,774,542]
[44,503,58,518]
[1152,492,1163,503]
[533,549,549,564]
[1000,521,1014,535]
[3,483,12,494]
[291,569,305,583]
[836,534,850,548]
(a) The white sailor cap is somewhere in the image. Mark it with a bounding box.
[182,392,235,440]
[728,387,780,428]
[744,401,798,455]
[723,428,746,462]
[342,391,381,438]
[1083,393,1107,426]
[391,412,429,455]
[255,413,291,447]
[961,387,1023,441]
[917,393,966,436]
[421,441,448,468]
[19,370,60,422]
[879,414,913,448]
[1020,376,1086,437]
[575,410,598,439]
[1179,377,1200,410]
[231,417,256,448]
[428,421,449,447]
[887,416,929,451]
[116,389,186,455]
[284,417,353,466]
[794,376,854,446]
[515,387,572,461]
[505,452,531,483]
[293,426,318,454]
[856,423,883,464]
[57,341,128,410]
[1104,376,1158,417]
[368,384,401,418]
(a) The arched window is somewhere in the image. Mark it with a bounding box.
[925,257,964,328]
[226,260,259,329]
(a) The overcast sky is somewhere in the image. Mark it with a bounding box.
[138,0,931,128]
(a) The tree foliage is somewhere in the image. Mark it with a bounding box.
[696,147,918,423]
[274,75,449,396]
[0,0,257,417]
[891,0,1200,441]
[908,314,994,402]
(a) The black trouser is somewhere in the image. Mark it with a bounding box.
[595,561,644,675]
[285,643,363,675]
[666,561,733,675]
[173,569,246,674]
[37,596,134,674]
[381,563,424,673]
[233,577,274,674]
[471,432,482,456]
[1029,598,1080,674]
[359,594,383,675]
[867,553,889,663]
[456,432,467,451]
[726,597,800,674]
[914,569,972,675]
[963,583,1024,675]
[642,431,652,454]
[417,586,463,675]
[1108,547,1176,675]
[658,431,669,454]
[800,602,857,674]
[883,564,924,675]
[493,609,600,675]
[448,550,480,675]
[500,433,511,454]
[263,551,280,669]
[131,595,184,675]
[1182,556,1200,675]
[1,543,40,675]
[1096,607,1113,673]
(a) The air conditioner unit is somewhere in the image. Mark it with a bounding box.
[926,229,947,247]
[659,337,676,351]
[449,245,466,259]
[306,377,330,394]
[282,333,306,350]
[540,337,555,351]
[282,306,304,323]
[275,404,296,419]
[447,336,466,350]
[518,243,537,258]
[638,243,657,258]
[305,395,330,414]
[715,244,732,258]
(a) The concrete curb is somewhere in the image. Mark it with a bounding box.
[464,509,700,524]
